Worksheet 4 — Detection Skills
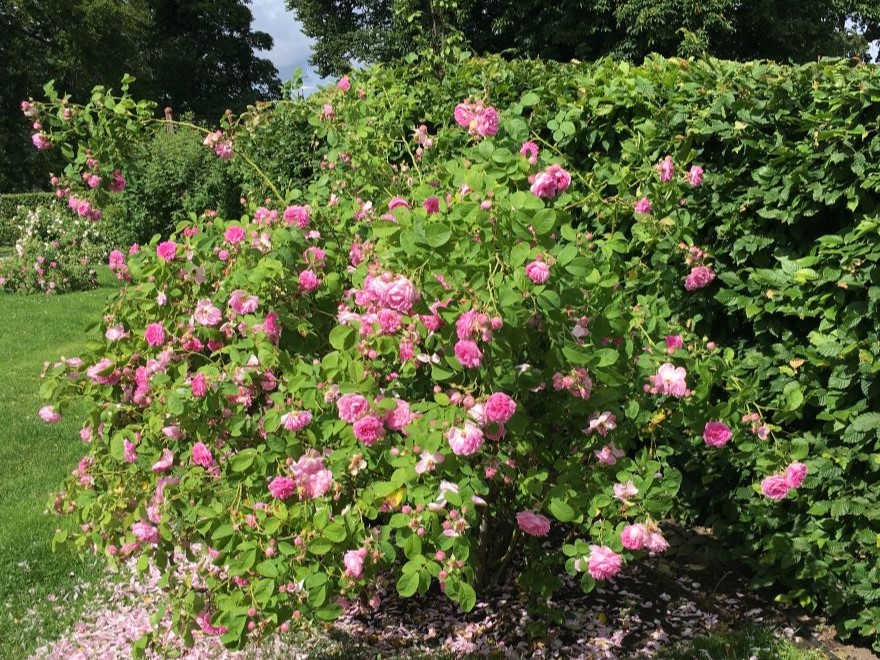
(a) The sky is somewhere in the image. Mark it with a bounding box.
[249,0,329,92]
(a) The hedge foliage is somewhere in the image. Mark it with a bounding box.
[0,192,56,245]
[236,54,880,647]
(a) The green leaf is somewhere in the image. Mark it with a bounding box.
[329,325,356,350]
[531,208,556,235]
[548,498,577,522]
[850,412,880,432]
[457,582,477,611]
[255,560,279,578]
[396,570,419,597]
[323,523,346,542]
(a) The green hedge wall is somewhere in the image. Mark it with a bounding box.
[0,193,56,245]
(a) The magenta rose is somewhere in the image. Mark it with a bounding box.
[760,474,791,500]
[131,521,160,544]
[352,415,385,445]
[784,461,808,488]
[454,339,483,368]
[484,392,517,424]
[685,265,716,291]
[525,260,550,284]
[144,323,166,347]
[703,421,732,448]
[156,241,178,262]
[337,393,370,422]
[620,524,649,550]
[268,476,297,500]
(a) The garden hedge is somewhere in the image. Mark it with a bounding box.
[0,192,56,245]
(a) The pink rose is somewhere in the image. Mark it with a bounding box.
[382,276,418,313]
[423,196,440,214]
[760,474,791,500]
[634,197,652,214]
[343,548,367,578]
[388,196,411,211]
[192,442,215,468]
[224,226,246,244]
[283,205,310,228]
[703,421,732,448]
[454,103,474,127]
[525,261,550,284]
[621,524,649,550]
[516,510,551,537]
[685,265,716,291]
[156,241,178,262]
[144,323,166,347]
[454,339,483,369]
[337,76,351,92]
[131,521,160,544]
[519,141,539,165]
[38,405,61,423]
[784,462,808,488]
[650,363,689,398]
[688,165,704,187]
[191,373,208,398]
[281,410,312,431]
[665,335,683,354]
[193,299,222,326]
[657,155,674,182]
[352,415,385,445]
[151,448,175,473]
[645,531,669,554]
[268,476,297,500]
[447,421,484,456]
[229,289,259,315]
[383,399,415,432]
[337,393,370,422]
[299,269,320,292]
[587,545,622,580]
[484,392,516,424]
[475,106,499,137]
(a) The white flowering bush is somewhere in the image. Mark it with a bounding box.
[0,205,104,294]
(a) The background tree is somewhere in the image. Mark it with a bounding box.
[0,0,280,192]
[287,0,880,77]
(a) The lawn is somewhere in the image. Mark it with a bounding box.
[0,282,116,659]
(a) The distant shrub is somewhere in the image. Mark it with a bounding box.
[0,192,56,245]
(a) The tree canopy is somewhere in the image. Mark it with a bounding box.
[0,0,280,191]
[287,0,880,76]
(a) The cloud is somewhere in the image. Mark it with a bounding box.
[249,0,330,89]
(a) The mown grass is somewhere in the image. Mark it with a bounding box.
[661,624,826,660]
[0,282,115,659]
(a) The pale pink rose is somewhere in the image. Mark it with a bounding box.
[38,405,61,423]
[337,393,370,422]
[688,165,704,187]
[454,103,474,127]
[291,451,333,498]
[415,450,445,474]
[657,155,674,182]
[467,403,487,426]
[80,427,92,442]
[454,339,483,369]
[268,476,296,500]
[621,524,649,550]
[584,411,617,437]
[447,421,485,456]
[634,197,652,214]
[225,226,246,243]
[613,480,638,501]
[595,443,625,466]
[192,442,215,468]
[760,474,791,500]
[281,410,312,431]
[645,531,669,554]
[132,521,160,544]
[353,415,385,445]
[703,421,732,448]
[32,132,51,150]
[519,141,539,165]
[229,289,259,315]
[193,299,222,326]
[588,545,622,580]
[516,510,551,537]
[156,241,178,262]
[650,362,690,397]
[151,448,175,473]
[105,325,127,341]
[685,265,716,291]
[162,425,183,440]
[475,106,499,137]
[484,392,516,423]
[529,164,571,199]
[380,276,418,313]
[144,323,165,347]
[784,462,808,488]
[383,399,415,432]
[343,548,367,578]
[525,260,550,284]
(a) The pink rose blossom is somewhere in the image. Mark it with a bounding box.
[191,373,208,398]
[588,545,622,580]
[192,442,215,468]
[415,450,445,474]
[337,76,351,92]
[268,476,296,500]
[595,443,625,466]
[657,155,675,182]
[784,462,808,488]
[621,524,649,550]
[634,197,652,214]
[447,421,485,456]
[454,339,483,369]
[291,451,333,498]
[281,410,313,431]
[123,439,138,463]
[665,335,683,354]
[156,241,178,262]
[645,531,669,554]
[685,265,716,291]
[343,548,367,578]
[299,269,320,292]
[193,299,222,326]
[283,205,310,228]
[584,411,617,437]
[613,480,639,501]
[337,393,370,422]
[761,474,791,500]
[530,164,571,198]
[688,165,704,187]
[131,521,160,544]
[229,289,259,315]
[144,323,165,347]
[703,421,732,448]
[484,392,517,423]
[525,260,550,284]
[649,363,690,397]
[38,405,61,423]
[475,106,499,137]
[151,448,175,473]
[352,415,385,445]
[383,399,415,432]
[519,141,539,165]
[516,510,551,537]
[423,196,440,214]
[105,325,127,341]
[225,225,246,244]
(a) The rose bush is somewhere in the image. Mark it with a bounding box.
[30,53,880,651]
